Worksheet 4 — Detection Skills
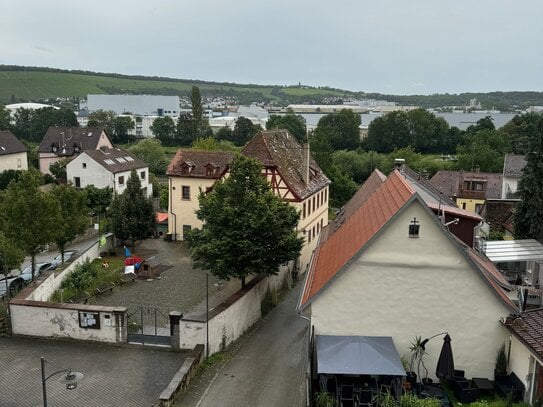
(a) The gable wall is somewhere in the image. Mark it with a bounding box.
[310,199,511,380]
[0,152,28,172]
[67,154,113,189]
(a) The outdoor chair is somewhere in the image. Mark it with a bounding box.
[494,372,525,402]
[341,384,355,406]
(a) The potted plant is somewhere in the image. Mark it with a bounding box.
[315,392,337,407]
[495,343,508,378]
[408,336,429,386]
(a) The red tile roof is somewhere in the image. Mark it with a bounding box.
[167,150,235,178]
[300,170,415,306]
[242,130,330,200]
[429,170,503,199]
[504,308,543,360]
[325,169,386,241]
[300,169,517,311]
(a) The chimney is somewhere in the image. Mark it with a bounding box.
[303,142,310,185]
[393,158,405,171]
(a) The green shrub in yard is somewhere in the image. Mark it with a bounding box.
[51,258,123,302]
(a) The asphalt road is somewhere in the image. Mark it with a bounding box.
[176,282,309,407]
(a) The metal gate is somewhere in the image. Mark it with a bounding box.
[127,306,171,346]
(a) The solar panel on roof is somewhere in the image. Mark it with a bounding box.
[115,157,126,163]
[125,156,134,161]
[104,159,115,165]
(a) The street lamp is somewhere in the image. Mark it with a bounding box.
[41,356,84,407]
[206,271,209,359]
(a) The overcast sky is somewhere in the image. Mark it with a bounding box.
[2,0,542,95]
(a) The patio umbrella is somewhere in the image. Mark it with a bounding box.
[436,334,454,380]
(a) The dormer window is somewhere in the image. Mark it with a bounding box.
[205,164,219,177]
[74,144,80,154]
[51,144,58,153]
[180,161,195,175]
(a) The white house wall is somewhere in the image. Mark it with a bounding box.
[68,154,152,198]
[310,200,511,380]
[509,334,541,402]
[68,155,114,189]
[0,151,27,172]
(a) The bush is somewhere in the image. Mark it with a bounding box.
[51,258,123,302]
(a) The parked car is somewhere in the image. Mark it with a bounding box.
[19,262,54,283]
[51,250,78,268]
[0,276,25,299]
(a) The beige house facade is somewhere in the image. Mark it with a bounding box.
[0,130,28,172]
[167,130,330,272]
[300,170,517,381]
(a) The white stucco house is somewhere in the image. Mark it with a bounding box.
[504,309,543,404]
[0,130,28,172]
[66,148,152,198]
[299,169,518,383]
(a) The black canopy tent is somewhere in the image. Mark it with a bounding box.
[316,335,406,376]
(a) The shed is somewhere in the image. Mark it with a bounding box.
[138,256,161,279]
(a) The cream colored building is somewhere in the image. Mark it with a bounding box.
[300,170,517,382]
[0,130,28,172]
[38,127,113,174]
[167,150,235,240]
[167,130,330,272]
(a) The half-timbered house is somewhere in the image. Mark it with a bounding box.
[166,129,330,272]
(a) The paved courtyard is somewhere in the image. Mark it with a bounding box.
[0,336,187,407]
[88,239,240,317]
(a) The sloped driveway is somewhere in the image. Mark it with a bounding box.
[175,282,308,407]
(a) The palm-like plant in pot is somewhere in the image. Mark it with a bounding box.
[408,336,429,386]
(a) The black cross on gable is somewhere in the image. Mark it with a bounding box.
[409,217,420,237]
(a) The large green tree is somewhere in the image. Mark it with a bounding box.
[0,105,11,130]
[87,110,116,137]
[150,116,176,146]
[0,170,61,280]
[51,184,89,263]
[502,112,543,154]
[108,170,155,247]
[266,111,307,143]
[314,109,361,151]
[0,232,24,296]
[12,107,78,142]
[365,109,451,154]
[128,138,168,175]
[176,113,197,146]
[112,116,135,143]
[187,155,303,288]
[456,128,510,172]
[191,86,204,124]
[84,185,112,215]
[513,117,543,239]
[231,116,261,146]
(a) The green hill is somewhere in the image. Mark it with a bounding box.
[0,65,351,106]
[1,65,543,110]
